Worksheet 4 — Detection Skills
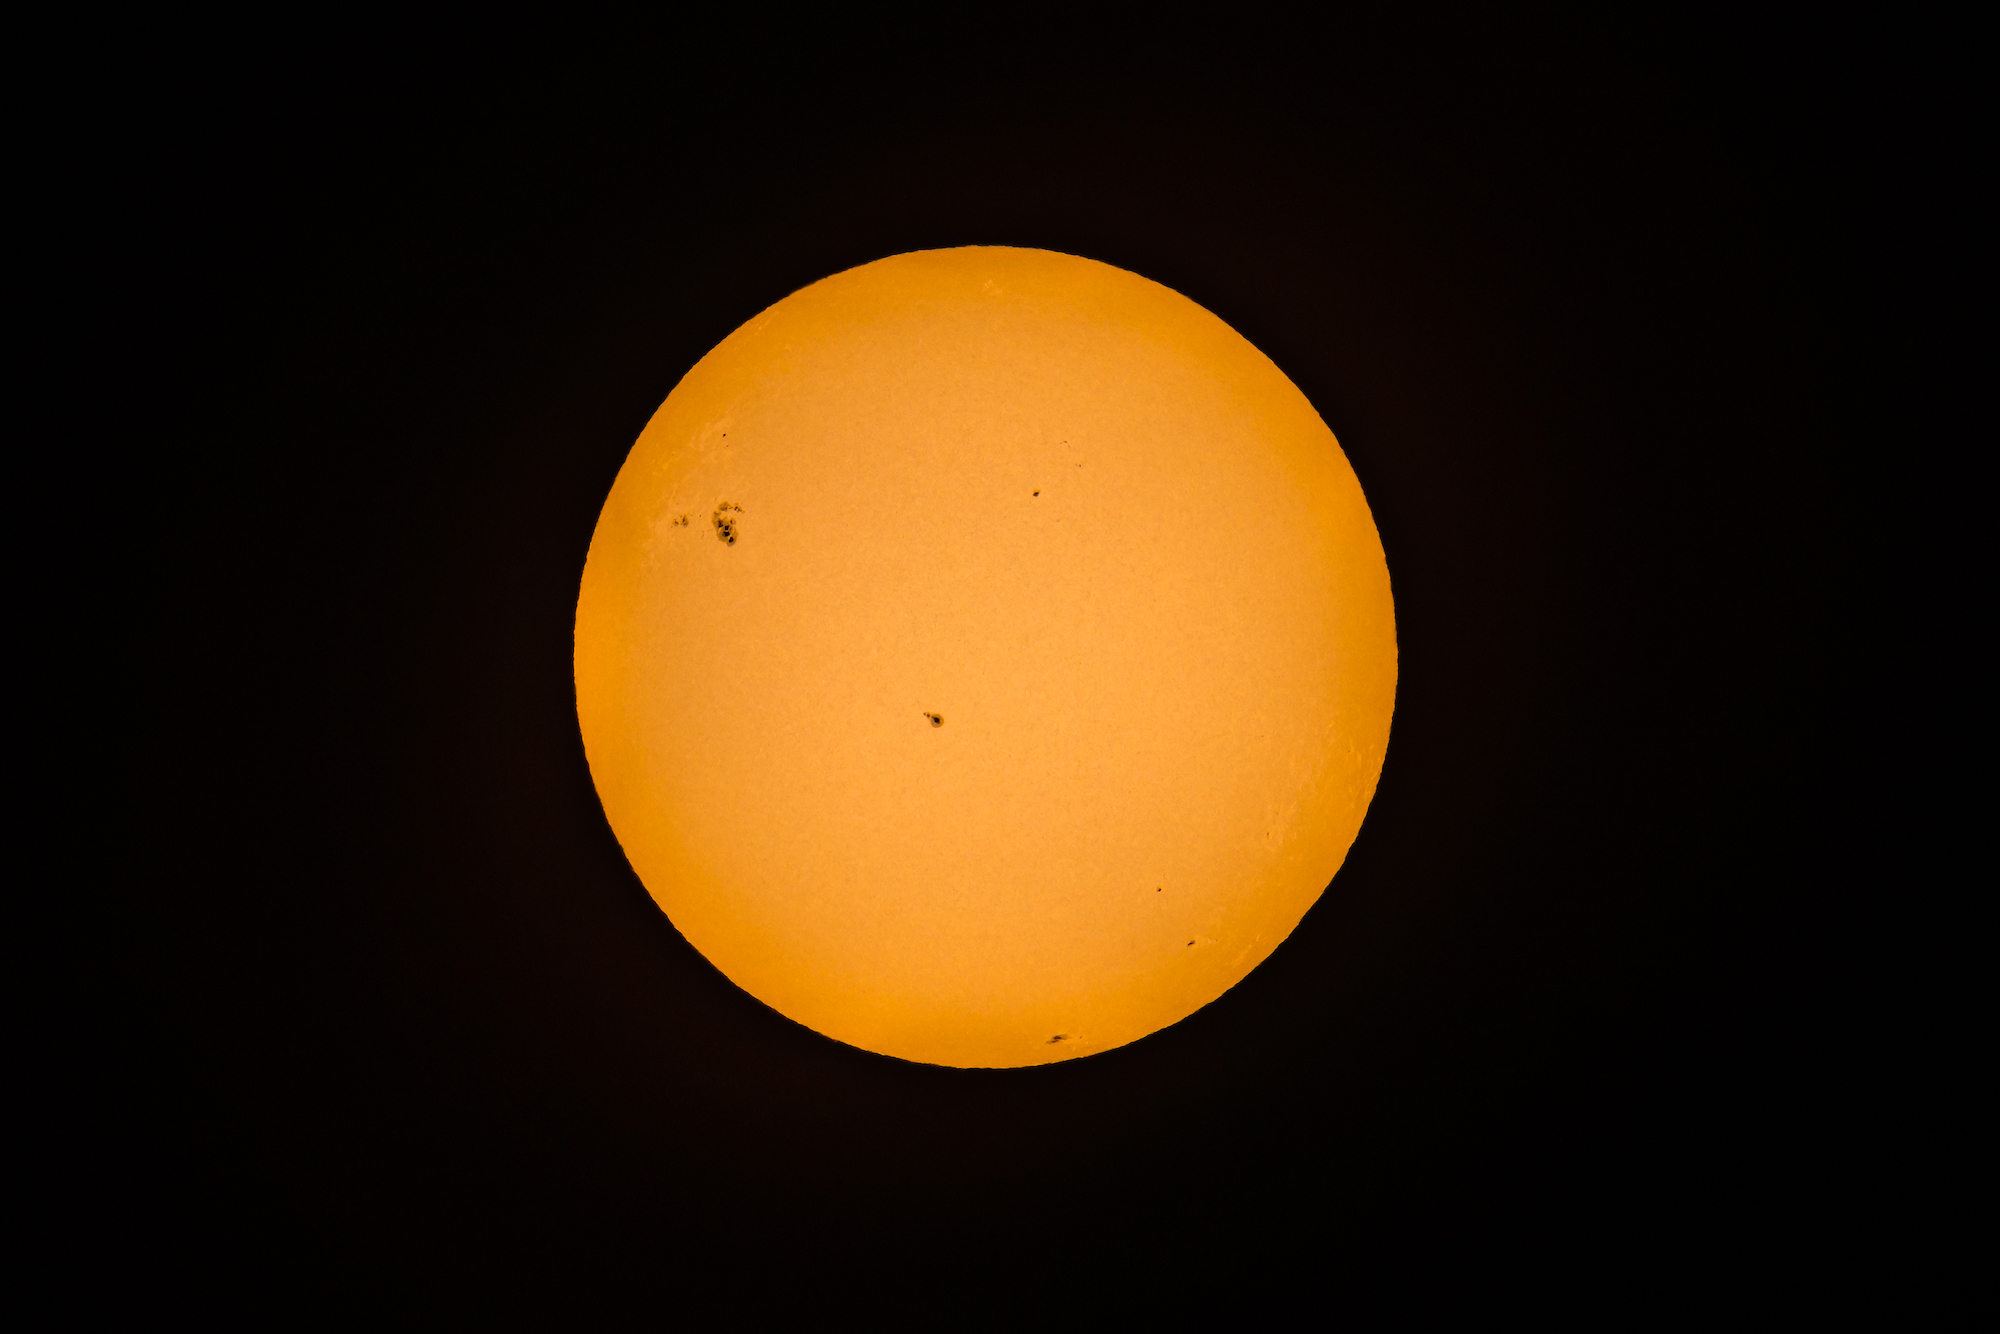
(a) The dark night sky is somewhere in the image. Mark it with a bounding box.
[165,21,1845,1305]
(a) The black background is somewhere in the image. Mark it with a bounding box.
[177,22,1830,1303]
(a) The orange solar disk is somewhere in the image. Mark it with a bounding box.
[575,247,1395,1067]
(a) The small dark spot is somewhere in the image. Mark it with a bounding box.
[1047,1034,1069,1044]
[923,712,943,728]
[1187,940,1195,947]
[1032,491,1039,496]
[1156,886,1163,892]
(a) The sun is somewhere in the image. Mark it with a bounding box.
[574,247,1395,1067]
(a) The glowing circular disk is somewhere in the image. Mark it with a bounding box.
[575,247,1395,1068]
